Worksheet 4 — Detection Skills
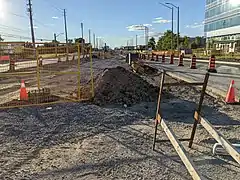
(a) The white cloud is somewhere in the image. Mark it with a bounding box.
[126,24,152,31]
[149,31,163,37]
[143,24,152,27]
[52,16,59,19]
[154,17,163,20]
[185,21,204,29]
[152,17,171,24]
[153,19,171,24]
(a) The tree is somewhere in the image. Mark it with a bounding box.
[195,36,202,47]
[183,36,190,48]
[148,37,156,50]
[156,37,163,50]
[75,38,85,44]
[156,30,177,50]
[190,41,198,49]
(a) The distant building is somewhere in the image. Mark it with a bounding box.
[204,0,240,52]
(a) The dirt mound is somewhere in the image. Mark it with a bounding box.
[93,66,159,106]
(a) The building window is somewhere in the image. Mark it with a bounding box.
[205,15,240,32]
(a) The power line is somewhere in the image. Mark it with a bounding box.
[0,24,29,32]
[7,12,29,19]
[0,32,51,41]
[42,0,63,13]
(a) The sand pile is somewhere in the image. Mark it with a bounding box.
[93,66,159,106]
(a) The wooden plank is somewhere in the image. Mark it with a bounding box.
[199,115,240,164]
[157,113,161,123]
[153,71,166,150]
[157,138,191,143]
[160,119,205,180]
[189,73,210,148]
[164,82,204,87]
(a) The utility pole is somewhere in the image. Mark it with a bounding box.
[81,23,84,40]
[136,35,138,50]
[27,0,35,48]
[54,33,57,42]
[88,29,91,44]
[63,9,69,60]
[54,33,57,57]
[63,9,68,44]
[81,22,84,56]
[93,33,96,48]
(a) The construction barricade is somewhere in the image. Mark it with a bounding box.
[0,42,94,109]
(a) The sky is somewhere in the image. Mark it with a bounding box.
[0,0,206,47]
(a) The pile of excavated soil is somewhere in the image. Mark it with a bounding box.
[93,66,159,106]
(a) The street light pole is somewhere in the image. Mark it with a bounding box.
[159,2,174,52]
[166,2,180,53]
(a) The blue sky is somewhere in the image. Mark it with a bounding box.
[0,0,205,47]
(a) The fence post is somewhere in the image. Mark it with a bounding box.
[9,58,15,72]
[36,48,40,90]
[77,44,81,100]
[90,46,94,98]
[66,45,69,61]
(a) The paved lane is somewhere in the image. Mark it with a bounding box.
[144,59,240,100]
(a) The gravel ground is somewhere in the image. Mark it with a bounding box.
[0,57,239,179]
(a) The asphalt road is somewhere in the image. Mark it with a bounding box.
[144,58,240,100]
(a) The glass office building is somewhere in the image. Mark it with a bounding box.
[204,0,240,52]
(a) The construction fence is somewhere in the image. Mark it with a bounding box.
[0,42,94,109]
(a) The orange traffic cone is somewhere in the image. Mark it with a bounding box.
[20,80,28,101]
[225,80,236,104]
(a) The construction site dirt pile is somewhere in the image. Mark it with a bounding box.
[93,66,159,106]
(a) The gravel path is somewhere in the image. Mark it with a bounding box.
[0,58,239,179]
